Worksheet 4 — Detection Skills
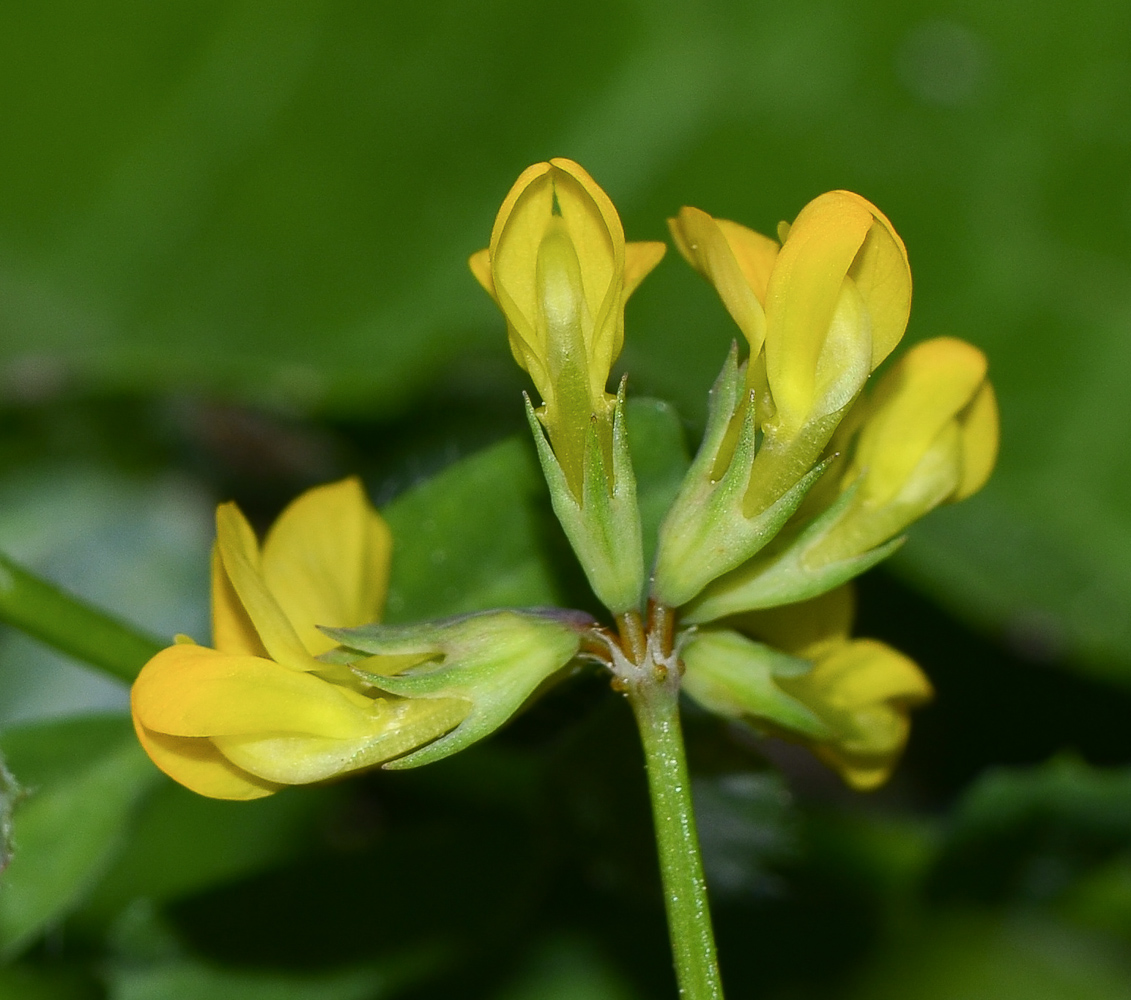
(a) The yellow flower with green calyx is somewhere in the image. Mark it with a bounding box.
[652,193,912,610]
[469,157,665,496]
[681,587,933,791]
[683,337,999,621]
[670,192,911,516]
[131,478,469,801]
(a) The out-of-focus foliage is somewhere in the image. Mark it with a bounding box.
[2,1,1131,998]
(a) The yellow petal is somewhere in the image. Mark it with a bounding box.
[668,207,774,355]
[132,644,376,739]
[838,191,911,368]
[732,585,856,658]
[212,696,469,784]
[954,380,999,500]
[215,501,320,672]
[716,219,779,304]
[623,241,666,299]
[211,543,266,657]
[547,158,626,382]
[853,337,988,507]
[784,638,932,791]
[764,192,875,428]
[468,248,496,301]
[132,714,279,800]
[490,161,555,382]
[260,478,391,656]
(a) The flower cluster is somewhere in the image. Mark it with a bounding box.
[132,159,998,798]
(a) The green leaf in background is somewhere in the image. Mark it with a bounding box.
[624,397,690,573]
[0,716,159,959]
[76,782,342,931]
[845,915,1131,1000]
[929,756,1131,907]
[382,438,562,621]
[106,953,433,1000]
[493,936,638,1000]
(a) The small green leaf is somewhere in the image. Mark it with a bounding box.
[0,716,159,958]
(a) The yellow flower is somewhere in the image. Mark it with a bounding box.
[806,336,999,567]
[131,478,468,800]
[682,587,932,791]
[670,193,911,515]
[470,158,665,494]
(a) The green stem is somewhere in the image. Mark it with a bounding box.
[0,553,163,683]
[628,676,724,999]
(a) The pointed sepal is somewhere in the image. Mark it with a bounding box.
[324,608,592,768]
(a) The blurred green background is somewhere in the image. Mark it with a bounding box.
[3,1,1131,997]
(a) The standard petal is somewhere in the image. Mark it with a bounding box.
[853,337,988,507]
[764,191,874,427]
[260,478,391,656]
[623,241,667,299]
[215,501,320,672]
[132,715,279,800]
[467,248,496,301]
[132,644,376,739]
[838,191,911,368]
[490,161,555,371]
[954,380,1000,500]
[669,208,771,354]
[549,158,625,379]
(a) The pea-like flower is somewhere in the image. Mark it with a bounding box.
[685,337,999,621]
[671,192,911,515]
[131,479,469,800]
[470,158,665,496]
[681,587,932,790]
[653,193,912,608]
[470,159,665,615]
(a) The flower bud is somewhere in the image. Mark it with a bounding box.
[470,160,663,615]
[470,158,664,495]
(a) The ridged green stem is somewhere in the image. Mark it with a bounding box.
[627,674,724,999]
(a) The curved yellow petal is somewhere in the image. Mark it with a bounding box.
[717,219,780,305]
[764,191,874,428]
[784,639,932,791]
[468,247,496,301]
[838,191,911,368]
[260,478,391,656]
[489,161,555,383]
[132,715,279,800]
[215,501,319,672]
[853,337,988,507]
[954,380,999,500]
[132,644,376,739]
[732,585,856,658]
[212,696,469,785]
[623,241,666,299]
[211,543,266,657]
[668,207,772,355]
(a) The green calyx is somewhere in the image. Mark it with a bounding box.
[323,608,590,768]
[526,379,645,616]
[651,345,827,609]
